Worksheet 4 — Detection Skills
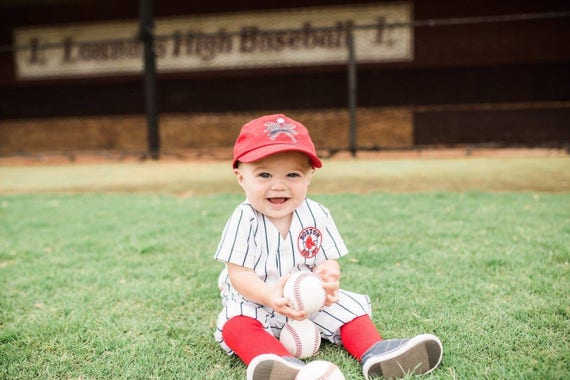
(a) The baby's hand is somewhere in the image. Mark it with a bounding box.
[270,275,309,320]
[313,260,340,307]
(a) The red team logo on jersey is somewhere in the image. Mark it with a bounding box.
[298,227,322,258]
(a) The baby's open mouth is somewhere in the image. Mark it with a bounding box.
[268,198,288,204]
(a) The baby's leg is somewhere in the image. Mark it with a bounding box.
[340,314,382,359]
[311,289,381,359]
[311,289,372,340]
[222,315,290,365]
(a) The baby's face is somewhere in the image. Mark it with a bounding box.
[234,151,314,225]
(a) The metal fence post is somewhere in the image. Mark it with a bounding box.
[139,0,160,159]
[347,24,358,157]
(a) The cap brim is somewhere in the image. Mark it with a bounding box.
[233,144,322,168]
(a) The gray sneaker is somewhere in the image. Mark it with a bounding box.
[246,354,305,380]
[361,334,443,379]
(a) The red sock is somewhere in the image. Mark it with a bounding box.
[222,316,291,365]
[340,315,383,361]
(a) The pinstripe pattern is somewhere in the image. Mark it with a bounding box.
[214,198,371,355]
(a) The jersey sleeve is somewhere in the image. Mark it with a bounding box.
[213,204,258,269]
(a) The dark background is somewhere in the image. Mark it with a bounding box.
[0,0,568,148]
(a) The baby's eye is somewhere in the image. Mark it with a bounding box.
[258,172,271,178]
[287,173,301,178]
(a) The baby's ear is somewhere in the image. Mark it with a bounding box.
[234,168,244,185]
[307,167,315,183]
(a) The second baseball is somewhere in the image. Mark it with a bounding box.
[279,319,321,359]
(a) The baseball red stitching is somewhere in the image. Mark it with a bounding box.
[322,362,337,379]
[293,272,312,311]
[312,323,320,356]
[284,322,302,357]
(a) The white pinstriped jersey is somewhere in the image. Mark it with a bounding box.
[214,198,348,281]
[214,198,372,355]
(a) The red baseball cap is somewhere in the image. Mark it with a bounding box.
[232,114,322,169]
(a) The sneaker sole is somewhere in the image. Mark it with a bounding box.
[363,334,443,379]
[246,354,304,380]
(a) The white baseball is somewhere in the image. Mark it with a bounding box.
[283,271,326,314]
[295,360,345,380]
[279,319,321,359]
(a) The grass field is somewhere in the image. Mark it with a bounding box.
[1,156,569,379]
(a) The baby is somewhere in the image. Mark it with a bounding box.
[214,114,443,379]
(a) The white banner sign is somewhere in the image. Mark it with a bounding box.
[14,2,413,79]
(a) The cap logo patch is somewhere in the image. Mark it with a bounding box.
[298,227,322,259]
[264,117,298,143]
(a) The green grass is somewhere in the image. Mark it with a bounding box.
[1,192,569,379]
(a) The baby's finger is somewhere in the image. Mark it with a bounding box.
[288,308,309,320]
[322,280,340,292]
[323,290,339,305]
[275,296,289,308]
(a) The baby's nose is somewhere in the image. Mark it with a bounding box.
[270,179,287,190]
